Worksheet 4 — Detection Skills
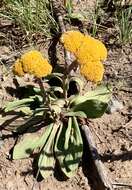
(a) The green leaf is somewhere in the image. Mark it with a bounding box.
[12,107,47,133]
[33,87,41,94]
[33,107,47,116]
[69,76,84,94]
[64,111,87,118]
[70,85,112,118]
[55,117,83,178]
[69,13,85,21]
[14,106,48,134]
[84,85,112,102]
[38,122,59,178]
[64,117,72,150]
[15,115,43,133]
[72,117,83,147]
[17,106,33,115]
[13,124,53,159]
[4,98,34,112]
[72,99,108,118]
[64,117,83,173]
[54,123,68,176]
[70,85,112,106]
[34,95,43,103]
[51,86,63,94]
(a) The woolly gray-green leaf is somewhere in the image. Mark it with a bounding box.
[16,106,33,115]
[64,117,83,173]
[72,99,108,118]
[4,98,34,112]
[70,85,112,118]
[13,124,53,159]
[51,86,63,94]
[38,123,59,178]
[70,85,112,106]
[55,117,83,177]
[64,111,87,118]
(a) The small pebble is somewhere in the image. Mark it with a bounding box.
[107,97,124,114]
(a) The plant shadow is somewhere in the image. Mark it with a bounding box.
[19,144,82,182]
[48,36,59,69]
[82,137,106,190]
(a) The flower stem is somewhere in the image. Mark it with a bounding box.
[63,74,68,99]
[37,78,45,101]
[37,78,53,114]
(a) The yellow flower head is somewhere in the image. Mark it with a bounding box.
[60,30,84,53]
[60,30,107,63]
[92,38,107,61]
[21,50,44,73]
[60,30,107,82]
[80,61,104,82]
[13,59,24,77]
[29,58,52,78]
[75,35,107,64]
[13,50,52,78]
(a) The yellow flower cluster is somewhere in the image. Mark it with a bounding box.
[80,61,104,82]
[60,31,84,53]
[13,50,52,78]
[60,30,107,82]
[75,36,107,63]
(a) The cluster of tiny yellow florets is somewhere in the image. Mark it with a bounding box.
[60,30,107,82]
[13,50,52,78]
[80,61,104,82]
[60,31,84,53]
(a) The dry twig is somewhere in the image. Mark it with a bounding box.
[52,0,71,66]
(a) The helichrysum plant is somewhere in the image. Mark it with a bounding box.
[4,31,112,179]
